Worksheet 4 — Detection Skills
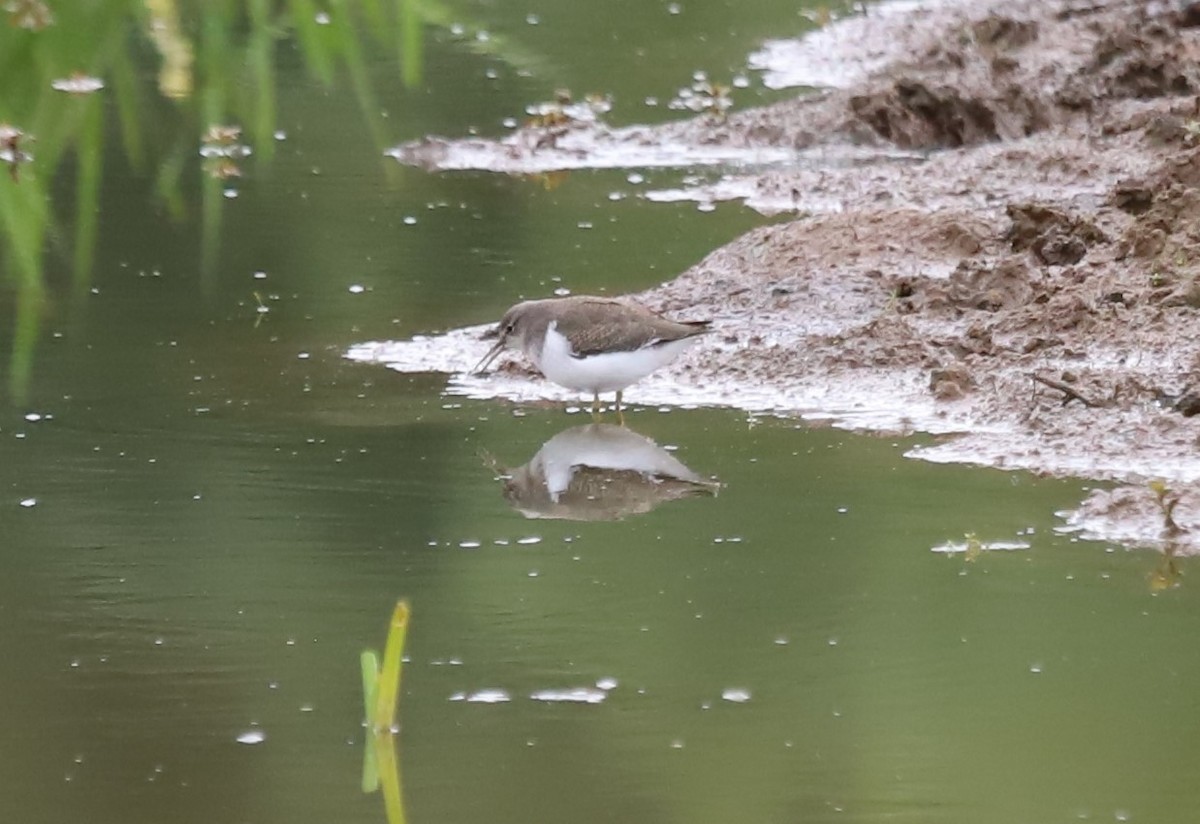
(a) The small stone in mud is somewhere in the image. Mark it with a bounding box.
[1163,279,1200,308]
[1019,336,1063,354]
[1174,391,1200,417]
[1179,3,1200,28]
[970,16,1039,52]
[929,364,974,400]
[1111,180,1154,215]
[1004,202,1105,265]
[848,80,1000,149]
[1144,113,1188,144]
[990,55,1019,74]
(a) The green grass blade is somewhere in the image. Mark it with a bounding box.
[361,718,380,793]
[376,734,407,824]
[375,600,410,731]
[361,649,380,720]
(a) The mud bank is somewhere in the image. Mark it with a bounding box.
[360,0,1200,555]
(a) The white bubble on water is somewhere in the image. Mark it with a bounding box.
[236,729,266,744]
[596,677,618,691]
[461,688,510,703]
[721,687,751,703]
[19,498,37,508]
[530,687,607,704]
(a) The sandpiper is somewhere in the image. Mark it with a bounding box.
[473,295,710,415]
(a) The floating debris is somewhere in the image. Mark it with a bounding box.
[236,729,266,744]
[51,72,104,94]
[6,0,54,29]
[18,498,37,508]
[449,688,511,703]
[200,124,251,183]
[721,687,752,703]
[209,158,241,180]
[668,73,733,117]
[530,687,607,704]
[930,539,1031,555]
[0,123,32,181]
[521,89,614,147]
[200,125,251,158]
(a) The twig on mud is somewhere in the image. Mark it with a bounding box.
[1029,372,1103,407]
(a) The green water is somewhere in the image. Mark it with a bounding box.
[3,3,1199,824]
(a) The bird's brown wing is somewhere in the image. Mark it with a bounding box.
[556,297,710,356]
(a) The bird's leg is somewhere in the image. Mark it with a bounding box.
[615,390,625,427]
[590,392,601,421]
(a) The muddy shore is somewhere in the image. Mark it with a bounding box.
[360,0,1200,555]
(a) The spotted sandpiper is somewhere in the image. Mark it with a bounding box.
[473,295,710,415]
[492,422,718,521]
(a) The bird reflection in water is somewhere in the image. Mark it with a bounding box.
[489,423,719,521]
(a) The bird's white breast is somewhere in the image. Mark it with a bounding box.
[534,321,699,394]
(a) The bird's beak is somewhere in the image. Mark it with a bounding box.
[473,337,506,375]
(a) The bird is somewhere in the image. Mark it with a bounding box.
[490,423,718,521]
[473,295,710,417]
